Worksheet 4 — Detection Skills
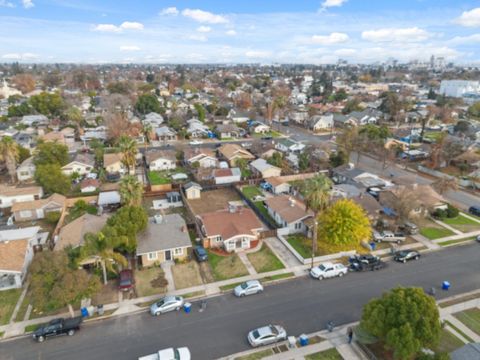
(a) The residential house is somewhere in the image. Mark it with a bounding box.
[250,158,282,178]
[218,143,255,166]
[12,193,66,222]
[98,191,121,208]
[155,126,177,141]
[216,124,241,139]
[251,123,271,134]
[184,182,202,199]
[146,150,177,171]
[213,168,241,184]
[198,207,263,252]
[56,214,108,250]
[13,132,34,150]
[310,114,334,132]
[41,131,66,145]
[265,177,291,195]
[289,111,309,125]
[184,148,218,168]
[0,226,44,290]
[331,165,394,189]
[21,115,48,126]
[275,138,305,154]
[0,185,43,209]
[264,195,314,234]
[80,178,100,193]
[61,153,95,176]
[60,127,75,144]
[136,214,192,266]
[16,157,36,182]
[187,119,209,138]
[104,152,132,175]
[227,109,250,123]
[350,194,382,221]
[143,112,164,127]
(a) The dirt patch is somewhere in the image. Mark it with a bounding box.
[171,261,204,289]
[198,262,215,283]
[135,267,168,297]
[188,188,241,215]
[92,282,119,306]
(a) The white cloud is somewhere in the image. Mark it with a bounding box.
[120,21,144,30]
[0,0,15,8]
[159,7,179,16]
[93,24,122,33]
[334,48,356,56]
[454,8,480,27]
[120,45,140,51]
[245,50,271,58]
[182,8,228,24]
[311,32,349,45]
[321,0,347,9]
[361,27,430,42]
[197,26,211,33]
[226,29,237,36]
[449,34,480,45]
[22,0,34,9]
[2,52,38,60]
[188,34,208,42]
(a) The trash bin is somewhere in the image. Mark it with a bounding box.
[183,302,192,314]
[80,307,89,317]
[299,334,309,347]
[370,242,376,251]
[97,304,104,316]
[442,281,451,291]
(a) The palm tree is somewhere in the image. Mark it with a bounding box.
[118,135,137,174]
[82,232,128,285]
[302,174,333,268]
[432,177,458,195]
[142,123,152,152]
[0,136,19,183]
[119,175,143,207]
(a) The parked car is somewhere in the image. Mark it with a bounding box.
[261,136,273,141]
[469,206,480,217]
[189,140,203,145]
[32,317,83,343]
[150,296,184,316]
[247,325,287,347]
[193,245,208,262]
[310,262,348,280]
[476,235,480,242]
[138,347,191,360]
[234,280,264,297]
[241,142,252,148]
[86,172,98,180]
[119,269,134,292]
[398,222,419,235]
[348,254,385,272]
[373,230,406,244]
[393,249,421,263]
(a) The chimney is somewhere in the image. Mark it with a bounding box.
[181,225,187,233]
[289,197,295,207]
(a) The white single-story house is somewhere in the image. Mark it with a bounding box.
[16,157,36,182]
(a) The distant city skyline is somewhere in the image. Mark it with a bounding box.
[1,0,480,64]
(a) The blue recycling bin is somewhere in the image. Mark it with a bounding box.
[80,307,89,317]
[442,281,451,291]
[299,334,309,347]
[370,242,376,250]
[183,302,192,314]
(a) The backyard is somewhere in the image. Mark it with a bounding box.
[247,244,285,273]
[207,251,249,281]
[453,308,480,335]
[148,171,171,185]
[188,188,241,215]
[241,186,277,226]
[0,289,21,325]
[442,213,480,233]
[135,267,168,297]
[171,261,204,289]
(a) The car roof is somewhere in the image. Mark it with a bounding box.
[120,269,132,278]
[320,262,334,267]
[246,280,261,286]
[256,325,275,336]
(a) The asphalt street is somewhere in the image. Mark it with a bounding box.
[2,243,480,360]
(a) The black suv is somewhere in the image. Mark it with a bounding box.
[469,206,480,217]
[193,245,208,262]
[348,254,385,271]
[393,249,420,263]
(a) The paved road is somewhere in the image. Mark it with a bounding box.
[3,244,480,360]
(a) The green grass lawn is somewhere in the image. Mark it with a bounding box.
[234,349,274,360]
[247,244,285,273]
[454,308,480,335]
[420,227,455,240]
[442,214,480,233]
[0,289,22,325]
[262,272,295,282]
[439,236,476,247]
[286,234,316,258]
[148,171,171,185]
[207,251,249,281]
[435,328,466,353]
[253,201,277,226]
[252,131,282,138]
[241,186,263,199]
[305,348,343,360]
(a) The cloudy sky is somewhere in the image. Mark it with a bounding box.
[1,0,480,64]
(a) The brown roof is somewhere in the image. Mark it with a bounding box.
[390,184,445,207]
[0,185,42,197]
[266,177,286,187]
[199,208,263,240]
[348,194,382,217]
[80,178,100,189]
[145,150,176,164]
[218,144,254,161]
[213,168,233,177]
[184,148,216,161]
[0,239,28,272]
[57,214,109,250]
[103,153,124,168]
[41,131,65,143]
[11,193,66,212]
[264,195,314,223]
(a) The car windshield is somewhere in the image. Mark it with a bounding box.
[398,251,408,256]
[252,330,260,339]
[174,349,180,360]
[120,279,131,286]
[318,265,326,271]
[156,300,165,307]
[241,283,249,289]
[269,326,279,335]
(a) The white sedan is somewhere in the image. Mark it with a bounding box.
[247,325,287,347]
[189,140,203,145]
[310,262,348,280]
[149,296,184,316]
[138,347,191,360]
[234,280,264,297]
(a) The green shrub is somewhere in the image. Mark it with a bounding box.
[45,211,61,224]
[433,209,447,219]
[446,204,459,218]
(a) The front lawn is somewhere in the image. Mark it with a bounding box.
[454,308,480,335]
[135,267,168,297]
[287,234,315,258]
[247,244,285,273]
[148,171,171,185]
[435,328,465,353]
[171,261,204,289]
[305,348,343,360]
[438,236,476,247]
[207,251,249,281]
[0,289,21,325]
[442,214,480,233]
[420,226,455,240]
[252,131,282,138]
[235,349,274,360]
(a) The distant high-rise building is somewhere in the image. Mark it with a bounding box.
[439,80,480,97]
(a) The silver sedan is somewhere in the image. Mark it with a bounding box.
[247,325,287,347]
[234,280,264,297]
[150,296,184,316]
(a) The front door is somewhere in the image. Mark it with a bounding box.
[165,250,172,261]
[235,239,242,248]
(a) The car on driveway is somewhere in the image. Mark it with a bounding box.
[469,206,480,217]
[150,296,184,316]
[348,254,385,272]
[138,347,191,360]
[193,245,208,262]
[247,324,287,347]
[310,262,348,280]
[234,280,264,297]
[119,269,134,292]
[393,249,420,263]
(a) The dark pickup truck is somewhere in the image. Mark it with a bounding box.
[349,254,385,272]
[33,317,83,342]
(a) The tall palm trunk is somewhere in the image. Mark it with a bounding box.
[102,260,108,285]
[311,214,318,269]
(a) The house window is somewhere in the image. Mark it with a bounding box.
[147,252,158,261]
[215,236,222,243]
[19,210,32,218]
[295,222,302,230]
[174,248,183,256]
